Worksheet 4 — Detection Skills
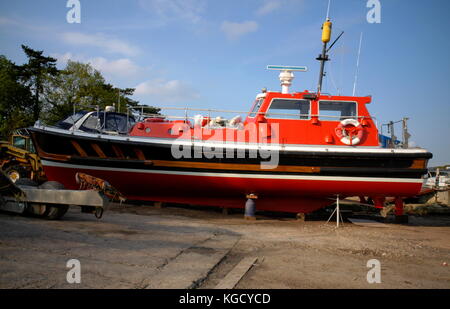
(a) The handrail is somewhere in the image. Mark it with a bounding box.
[127,105,377,122]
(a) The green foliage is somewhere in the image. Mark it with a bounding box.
[18,45,59,121]
[1,46,161,134]
[43,60,159,124]
[0,56,34,139]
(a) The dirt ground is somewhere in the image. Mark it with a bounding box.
[0,203,449,289]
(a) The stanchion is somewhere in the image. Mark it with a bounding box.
[326,194,344,228]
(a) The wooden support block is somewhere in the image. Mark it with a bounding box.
[154,202,164,209]
[296,213,305,222]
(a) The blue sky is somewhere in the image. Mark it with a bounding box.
[0,0,449,166]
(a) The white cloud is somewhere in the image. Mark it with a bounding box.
[53,53,142,78]
[90,58,141,77]
[0,17,17,25]
[256,0,282,16]
[61,32,141,57]
[138,0,206,25]
[220,21,259,41]
[135,78,199,103]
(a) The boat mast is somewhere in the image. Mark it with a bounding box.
[317,18,333,93]
[317,1,333,94]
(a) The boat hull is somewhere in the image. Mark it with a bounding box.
[29,127,431,213]
[42,160,423,213]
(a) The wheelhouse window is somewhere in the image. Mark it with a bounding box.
[318,101,357,121]
[266,99,310,120]
[249,98,264,118]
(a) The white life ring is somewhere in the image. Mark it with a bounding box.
[335,119,364,146]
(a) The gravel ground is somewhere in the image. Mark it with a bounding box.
[0,203,449,289]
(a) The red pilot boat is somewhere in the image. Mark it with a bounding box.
[29,18,432,215]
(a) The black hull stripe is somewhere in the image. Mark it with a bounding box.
[60,157,426,179]
[29,127,430,178]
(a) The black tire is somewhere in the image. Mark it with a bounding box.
[40,181,69,220]
[15,178,44,217]
[15,178,38,187]
[39,181,65,190]
[44,205,69,220]
[5,165,30,183]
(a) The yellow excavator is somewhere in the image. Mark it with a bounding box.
[0,129,46,183]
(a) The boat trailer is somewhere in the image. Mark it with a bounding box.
[0,171,125,220]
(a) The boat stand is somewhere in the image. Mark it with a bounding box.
[244,194,258,220]
[394,197,408,224]
[326,195,345,228]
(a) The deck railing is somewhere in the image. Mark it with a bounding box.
[126,105,377,125]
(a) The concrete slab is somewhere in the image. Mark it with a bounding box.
[0,208,235,289]
[215,257,258,289]
[143,234,239,289]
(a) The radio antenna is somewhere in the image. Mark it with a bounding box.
[352,32,363,96]
[326,0,331,19]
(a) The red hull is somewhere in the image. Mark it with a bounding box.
[43,164,423,214]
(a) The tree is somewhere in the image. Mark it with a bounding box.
[44,60,159,124]
[0,56,34,139]
[18,45,59,121]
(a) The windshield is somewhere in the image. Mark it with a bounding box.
[56,111,88,129]
[79,112,135,134]
[249,98,264,117]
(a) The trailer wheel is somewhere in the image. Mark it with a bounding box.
[14,177,37,187]
[40,181,69,220]
[39,181,65,190]
[4,165,29,183]
[15,179,47,217]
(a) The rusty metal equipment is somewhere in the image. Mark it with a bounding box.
[75,172,126,204]
[0,171,125,220]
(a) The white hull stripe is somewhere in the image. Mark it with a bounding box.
[42,160,424,184]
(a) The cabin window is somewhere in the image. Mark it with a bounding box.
[79,112,136,134]
[318,101,357,121]
[104,113,134,134]
[80,114,101,132]
[12,136,26,150]
[266,99,310,120]
[249,98,264,117]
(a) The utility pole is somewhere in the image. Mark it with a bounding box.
[118,88,121,113]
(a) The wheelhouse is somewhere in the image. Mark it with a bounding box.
[244,91,377,146]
